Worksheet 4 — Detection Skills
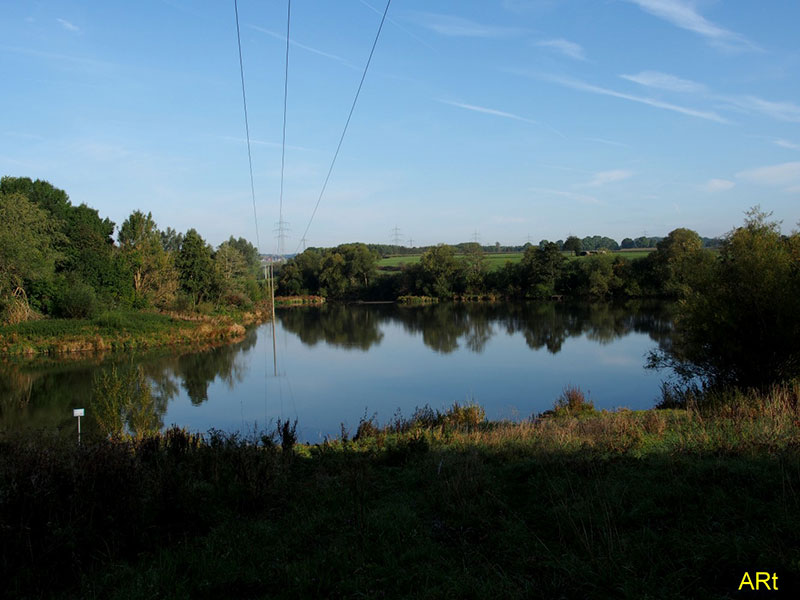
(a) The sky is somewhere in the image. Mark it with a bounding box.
[2,0,800,251]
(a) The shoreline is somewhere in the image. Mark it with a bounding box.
[0,303,272,357]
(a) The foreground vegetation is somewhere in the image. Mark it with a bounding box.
[3,386,799,599]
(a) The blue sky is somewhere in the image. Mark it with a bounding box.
[2,0,800,251]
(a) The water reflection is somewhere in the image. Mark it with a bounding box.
[1,301,674,437]
[278,300,674,356]
[279,304,384,350]
[0,329,259,436]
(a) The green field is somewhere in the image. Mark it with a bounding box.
[378,250,654,271]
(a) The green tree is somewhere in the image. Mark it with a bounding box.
[0,177,123,307]
[119,210,178,308]
[519,242,565,298]
[160,227,184,252]
[175,229,216,305]
[214,240,249,300]
[461,242,487,293]
[417,244,461,298]
[649,228,712,296]
[653,208,800,387]
[563,235,582,255]
[0,192,63,320]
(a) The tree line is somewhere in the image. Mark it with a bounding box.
[0,177,265,324]
[366,234,721,257]
[278,231,710,302]
[278,210,800,390]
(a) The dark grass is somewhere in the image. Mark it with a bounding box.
[3,390,799,599]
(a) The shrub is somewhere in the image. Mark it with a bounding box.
[552,385,595,418]
[55,281,98,319]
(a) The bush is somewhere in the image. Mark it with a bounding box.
[55,281,98,319]
[552,385,595,418]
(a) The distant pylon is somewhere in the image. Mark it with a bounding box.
[471,230,480,244]
[275,219,290,258]
[390,225,403,246]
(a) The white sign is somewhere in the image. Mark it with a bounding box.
[73,408,85,417]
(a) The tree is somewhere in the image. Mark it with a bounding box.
[160,227,184,252]
[0,192,63,319]
[518,242,566,298]
[119,211,178,308]
[175,229,216,305]
[461,242,487,293]
[652,208,800,388]
[225,236,260,276]
[0,176,122,305]
[214,241,249,298]
[418,244,461,298]
[649,228,712,296]
[563,236,582,255]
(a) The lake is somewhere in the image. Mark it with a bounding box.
[0,301,675,442]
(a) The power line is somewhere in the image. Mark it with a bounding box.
[278,0,291,256]
[233,0,260,251]
[294,0,393,254]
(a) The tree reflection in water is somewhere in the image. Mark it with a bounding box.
[279,300,674,356]
[278,304,384,351]
[1,302,675,435]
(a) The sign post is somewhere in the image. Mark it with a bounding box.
[73,408,84,445]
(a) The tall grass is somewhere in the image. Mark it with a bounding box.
[2,386,799,598]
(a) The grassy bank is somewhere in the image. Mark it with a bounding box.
[2,386,799,599]
[0,304,271,356]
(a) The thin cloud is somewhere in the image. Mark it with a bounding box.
[722,95,800,124]
[584,169,633,187]
[410,12,524,38]
[736,162,800,186]
[57,18,80,33]
[536,38,586,61]
[621,70,800,124]
[248,25,358,70]
[625,0,757,51]
[438,99,539,125]
[620,70,706,94]
[775,139,800,150]
[437,99,566,137]
[531,187,600,204]
[534,73,728,123]
[702,178,735,193]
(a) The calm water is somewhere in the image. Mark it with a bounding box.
[0,301,674,441]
